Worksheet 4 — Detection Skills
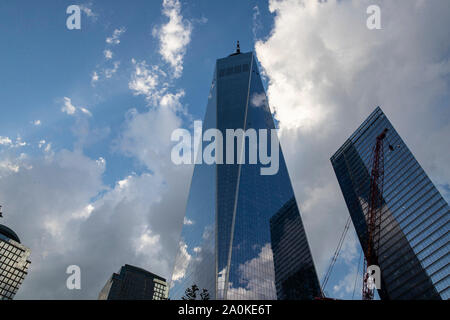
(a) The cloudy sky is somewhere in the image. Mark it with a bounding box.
[0,0,448,299]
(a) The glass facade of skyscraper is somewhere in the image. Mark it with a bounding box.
[270,197,321,300]
[170,51,320,300]
[331,107,449,300]
[0,224,31,300]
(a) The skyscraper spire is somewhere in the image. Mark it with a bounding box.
[230,41,242,56]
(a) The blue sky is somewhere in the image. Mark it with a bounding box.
[0,0,273,186]
[0,0,448,300]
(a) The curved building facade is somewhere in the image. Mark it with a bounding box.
[0,224,31,300]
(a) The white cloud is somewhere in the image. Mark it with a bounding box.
[118,0,195,297]
[1,148,184,299]
[193,247,201,253]
[44,143,52,153]
[80,3,97,20]
[183,217,194,225]
[118,94,186,172]
[61,97,77,115]
[0,151,31,175]
[0,136,12,146]
[250,92,267,108]
[61,97,92,117]
[128,0,192,105]
[0,160,20,173]
[171,241,192,282]
[170,225,215,294]
[193,16,208,24]
[255,0,450,291]
[91,71,99,84]
[0,136,28,149]
[226,243,277,300]
[91,27,125,83]
[3,0,195,300]
[96,157,106,168]
[33,120,41,126]
[38,140,46,148]
[90,23,126,85]
[91,60,120,84]
[103,49,113,60]
[135,228,162,254]
[72,204,95,220]
[252,5,262,39]
[104,61,120,79]
[106,27,126,45]
[129,60,164,101]
[154,0,192,78]
[14,137,27,148]
[79,107,92,117]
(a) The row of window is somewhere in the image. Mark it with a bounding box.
[0,242,24,254]
[218,64,250,78]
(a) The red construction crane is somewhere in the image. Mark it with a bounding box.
[317,127,394,300]
[362,128,389,300]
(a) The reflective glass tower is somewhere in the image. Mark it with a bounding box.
[270,197,322,300]
[331,107,449,300]
[0,224,31,300]
[170,47,320,300]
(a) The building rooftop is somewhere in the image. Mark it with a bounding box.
[0,224,21,243]
[116,264,166,282]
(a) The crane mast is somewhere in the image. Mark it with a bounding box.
[362,128,388,300]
